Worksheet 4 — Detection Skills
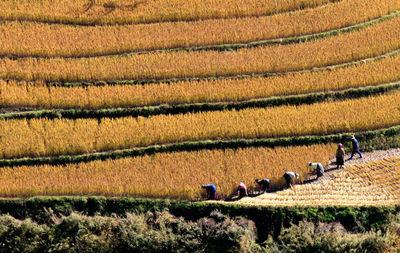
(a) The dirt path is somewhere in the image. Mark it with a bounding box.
[307,148,400,185]
[212,148,400,203]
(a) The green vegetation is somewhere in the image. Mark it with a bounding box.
[1,1,399,251]
[0,212,398,252]
[0,211,258,252]
[0,197,398,252]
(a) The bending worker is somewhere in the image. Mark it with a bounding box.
[201,184,217,200]
[255,178,271,193]
[283,172,299,188]
[308,162,324,178]
[237,182,248,198]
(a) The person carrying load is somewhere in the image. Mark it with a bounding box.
[255,178,271,193]
[308,162,324,178]
[283,172,299,188]
[201,184,217,200]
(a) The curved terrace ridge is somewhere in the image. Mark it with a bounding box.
[2,89,398,160]
[32,48,400,87]
[0,0,340,27]
[2,13,400,84]
[0,126,398,168]
[2,9,399,59]
[2,81,400,120]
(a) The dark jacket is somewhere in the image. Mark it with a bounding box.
[204,184,216,194]
[202,184,217,199]
[256,179,271,190]
[352,138,359,151]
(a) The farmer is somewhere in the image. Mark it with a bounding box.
[237,182,248,198]
[336,143,345,169]
[201,184,217,200]
[308,162,324,178]
[348,135,362,160]
[283,171,299,188]
[255,178,271,193]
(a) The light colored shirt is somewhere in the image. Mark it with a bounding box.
[238,182,247,190]
[310,163,323,172]
[285,171,296,179]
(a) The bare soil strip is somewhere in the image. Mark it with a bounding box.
[308,148,400,184]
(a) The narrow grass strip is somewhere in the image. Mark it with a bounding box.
[1,91,399,160]
[4,51,400,109]
[0,125,398,168]
[2,81,400,120]
[44,48,400,87]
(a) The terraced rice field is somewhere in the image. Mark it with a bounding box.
[0,144,335,198]
[1,92,400,159]
[0,0,339,25]
[3,53,400,109]
[0,0,399,204]
[3,15,400,82]
[1,0,398,58]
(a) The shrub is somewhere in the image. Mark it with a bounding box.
[272,221,394,253]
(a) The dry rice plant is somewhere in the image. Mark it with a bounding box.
[1,0,398,57]
[0,0,336,25]
[0,144,335,199]
[1,15,400,82]
[238,157,400,206]
[0,91,399,159]
[3,53,400,109]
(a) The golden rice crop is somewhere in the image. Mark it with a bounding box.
[1,0,398,57]
[0,144,335,199]
[0,0,336,25]
[1,15,400,82]
[1,91,399,159]
[238,157,400,206]
[3,53,400,109]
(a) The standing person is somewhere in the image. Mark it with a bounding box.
[201,184,217,200]
[349,135,362,160]
[255,178,271,193]
[308,162,324,178]
[336,143,345,169]
[283,172,299,188]
[237,182,248,198]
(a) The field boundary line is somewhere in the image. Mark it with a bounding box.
[3,9,400,59]
[2,81,400,120]
[27,48,400,87]
[1,125,399,168]
[0,0,340,27]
